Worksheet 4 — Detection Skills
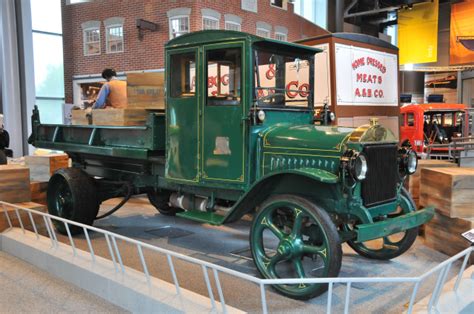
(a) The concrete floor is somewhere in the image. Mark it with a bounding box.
[6,196,469,313]
[0,251,127,313]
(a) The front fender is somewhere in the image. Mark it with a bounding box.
[222,168,339,223]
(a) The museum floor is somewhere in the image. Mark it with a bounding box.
[10,196,460,313]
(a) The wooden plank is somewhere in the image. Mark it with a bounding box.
[406,160,456,207]
[71,109,90,125]
[0,165,31,203]
[92,108,148,126]
[127,72,164,86]
[0,201,47,232]
[423,212,474,264]
[419,167,474,218]
[25,154,69,182]
[30,181,48,205]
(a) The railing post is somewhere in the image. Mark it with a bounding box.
[83,227,96,263]
[137,244,150,285]
[47,217,59,248]
[42,216,55,247]
[27,211,39,240]
[64,222,77,256]
[431,262,453,310]
[344,282,352,314]
[104,234,118,272]
[327,282,333,314]
[407,281,421,313]
[212,269,227,314]
[14,208,25,234]
[201,265,216,311]
[427,266,448,312]
[2,204,12,229]
[166,254,180,295]
[454,250,471,291]
[260,283,268,314]
[111,236,125,274]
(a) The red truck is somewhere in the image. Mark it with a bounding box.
[400,103,467,155]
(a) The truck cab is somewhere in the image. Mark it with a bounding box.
[29,30,434,300]
[400,103,467,154]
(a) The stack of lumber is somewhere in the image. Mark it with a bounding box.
[406,159,456,208]
[25,154,69,182]
[126,72,165,110]
[71,109,91,125]
[420,167,474,263]
[30,181,48,205]
[0,165,31,203]
[0,201,47,232]
[92,108,149,126]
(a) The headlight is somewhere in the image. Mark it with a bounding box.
[351,153,368,181]
[406,150,417,174]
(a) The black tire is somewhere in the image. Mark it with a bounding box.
[147,189,182,216]
[250,194,342,300]
[47,168,99,235]
[0,150,6,165]
[346,187,419,260]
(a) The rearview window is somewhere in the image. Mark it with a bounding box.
[169,52,196,98]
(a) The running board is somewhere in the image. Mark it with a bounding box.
[176,210,225,225]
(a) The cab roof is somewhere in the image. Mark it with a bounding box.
[400,103,466,113]
[165,30,322,55]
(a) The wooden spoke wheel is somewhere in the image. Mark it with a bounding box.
[345,187,418,260]
[250,194,342,300]
[47,168,99,235]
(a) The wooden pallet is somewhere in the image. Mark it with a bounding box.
[71,109,91,125]
[423,210,474,264]
[406,160,456,208]
[92,108,149,126]
[420,167,474,218]
[0,165,31,203]
[30,181,48,205]
[25,154,69,182]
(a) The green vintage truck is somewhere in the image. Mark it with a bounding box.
[29,30,434,299]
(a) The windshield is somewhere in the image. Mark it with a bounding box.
[254,48,312,109]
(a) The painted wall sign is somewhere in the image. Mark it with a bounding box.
[335,43,398,107]
[450,0,474,65]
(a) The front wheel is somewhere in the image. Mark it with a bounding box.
[47,168,99,235]
[345,187,418,260]
[250,194,342,300]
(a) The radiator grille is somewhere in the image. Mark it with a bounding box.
[362,144,398,207]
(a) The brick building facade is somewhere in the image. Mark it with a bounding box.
[61,0,328,104]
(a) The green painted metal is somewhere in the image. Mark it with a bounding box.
[176,210,225,225]
[356,206,434,242]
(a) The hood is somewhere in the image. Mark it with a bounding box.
[263,124,354,154]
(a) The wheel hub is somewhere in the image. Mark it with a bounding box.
[277,237,303,258]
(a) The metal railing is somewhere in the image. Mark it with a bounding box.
[1,200,472,314]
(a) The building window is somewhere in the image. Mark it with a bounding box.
[170,16,189,38]
[106,25,123,53]
[257,28,270,38]
[225,21,241,31]
[83,28,100,56]
[275,32,287,41]
[224,14,242,31]
[270,0,287,10]
[203,17,219,30]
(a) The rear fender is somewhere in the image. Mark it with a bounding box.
[223,168,339,223]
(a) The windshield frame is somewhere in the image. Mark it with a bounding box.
[252,44,314,111]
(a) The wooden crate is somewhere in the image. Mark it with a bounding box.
[0,165,31,203]
[423,210,474,264]
[127,72,165,110]
[25,154,69,182]
[420,167,474,218]
[71,109,91,125]
[0,201,46,232]
[30,181,48,205]
[92,108,149,126]
[406,160,456,208]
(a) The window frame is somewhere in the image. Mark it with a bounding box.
[407,112,415,127]
[270,0,287,10]
[169,15,190,39]
[105,24,124,54]
[168,51,197,99]
[225,21,241,31]
[83,27,101,56]
[202,16,220,30]
[275,32,287,41]
[256,28,271,38]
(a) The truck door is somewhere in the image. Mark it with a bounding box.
[201,44,246,184]
[166,49,200,182]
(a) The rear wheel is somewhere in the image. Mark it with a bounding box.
[47,168,99,235]
[345,187,418,260]
[250,194,342,300]
[147,189,182,216]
